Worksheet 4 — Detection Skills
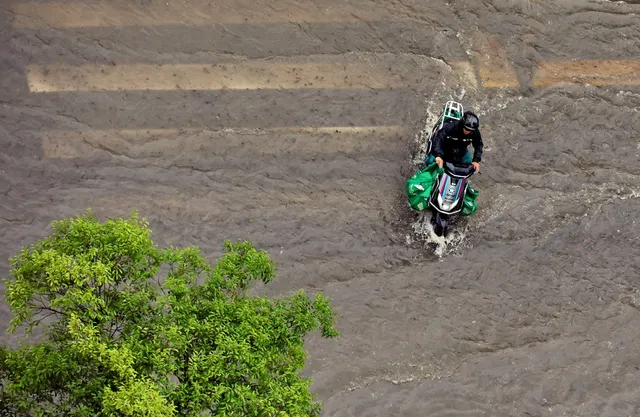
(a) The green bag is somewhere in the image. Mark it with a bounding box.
[405,162,443,211]
[460,186,480,216]
[406,162,481,215]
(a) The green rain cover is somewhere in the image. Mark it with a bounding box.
[405,162,480,215]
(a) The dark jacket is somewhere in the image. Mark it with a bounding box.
[431,119,484,163]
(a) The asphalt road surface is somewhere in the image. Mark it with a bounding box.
[2,0,640,415]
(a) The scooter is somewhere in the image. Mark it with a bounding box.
[428,161,477,237]
[424,101,478,237]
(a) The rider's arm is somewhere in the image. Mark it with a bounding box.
[472,130,484,163]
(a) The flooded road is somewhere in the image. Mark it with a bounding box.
[2,0,640,415]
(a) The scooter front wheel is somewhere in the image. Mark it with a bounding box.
[434,212,448,237]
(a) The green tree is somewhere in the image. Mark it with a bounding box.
[0,210,339,417]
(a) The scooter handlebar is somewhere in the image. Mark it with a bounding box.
[443,162,477,177]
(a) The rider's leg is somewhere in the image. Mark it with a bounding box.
[462,150,479,194]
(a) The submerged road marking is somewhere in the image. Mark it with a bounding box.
[449,61,479,89]
[531,60,640,87]
[472,33,520,88]
[12,1,404,28]
[68,188,381,219]
[40,126,407,159]
[24,58,640,96]
[26,62,410,92]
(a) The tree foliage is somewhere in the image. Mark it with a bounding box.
[0,210,339,416]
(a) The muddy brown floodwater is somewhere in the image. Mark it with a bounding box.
[2,0,640,415]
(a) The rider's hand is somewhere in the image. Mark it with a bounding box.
[472,162,480,172]
[435,157,443,168]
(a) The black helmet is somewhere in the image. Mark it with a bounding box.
[462,111,479,131]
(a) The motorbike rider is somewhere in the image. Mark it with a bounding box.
[425,111,483,172]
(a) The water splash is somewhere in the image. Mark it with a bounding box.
[410,101,441,166]
[407,211,468,258]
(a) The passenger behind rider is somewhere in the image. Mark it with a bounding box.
[425,111,483,173]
